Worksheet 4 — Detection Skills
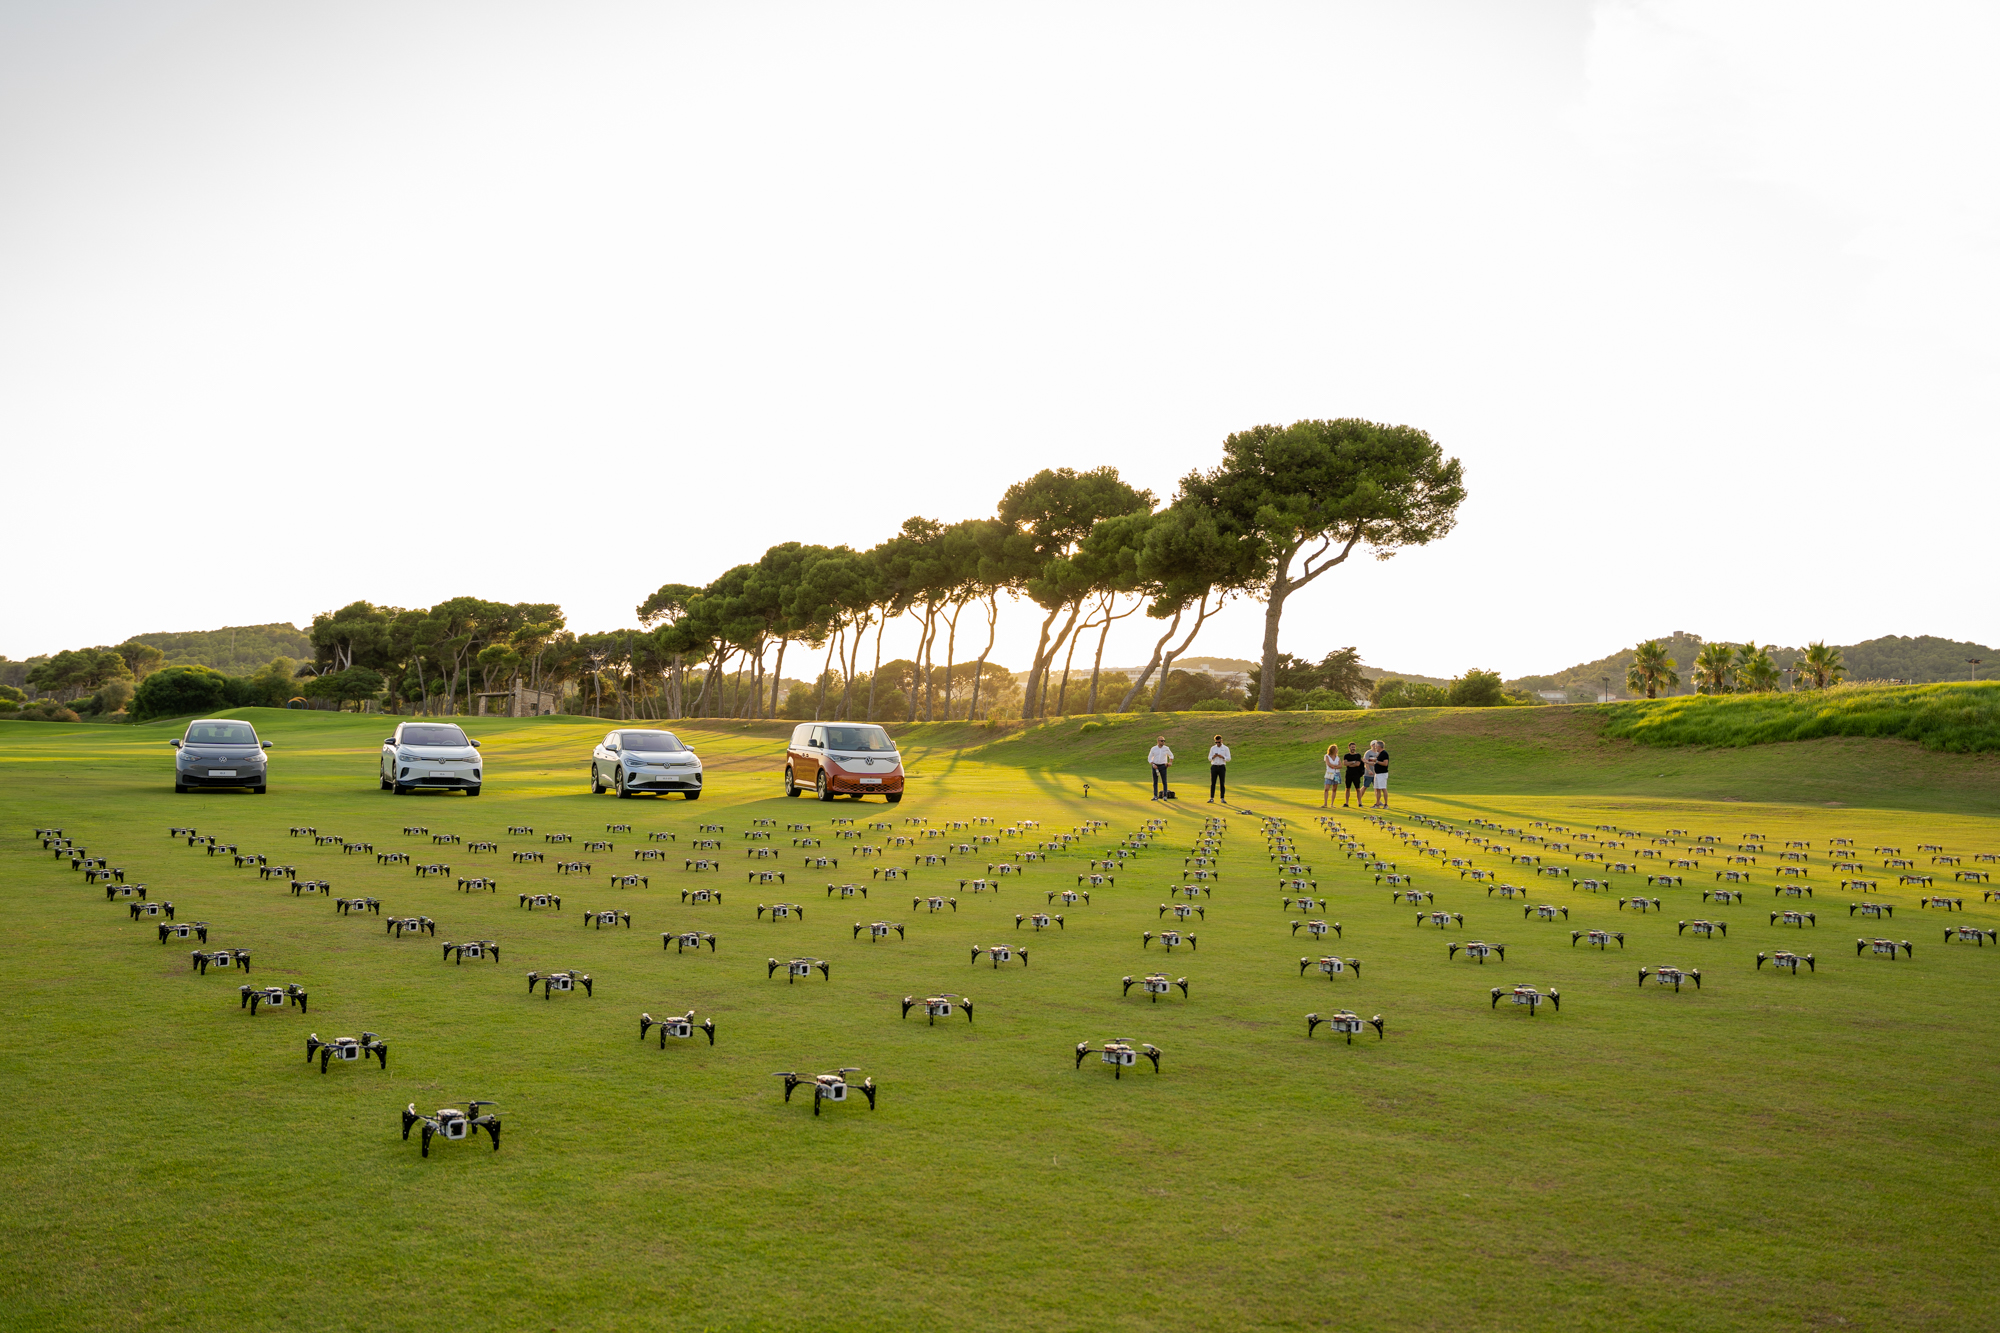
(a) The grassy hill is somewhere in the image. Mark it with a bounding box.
[126,622,313,674]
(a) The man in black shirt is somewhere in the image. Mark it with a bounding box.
[1342,743,1365,807]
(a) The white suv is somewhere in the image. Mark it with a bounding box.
[380,722,483,796]
[591,729,703,799]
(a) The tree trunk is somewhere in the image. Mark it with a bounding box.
[920,602,940,722]
[968,592,998,721]
[941,600,963,720]
[839,616,866,721]
[1056,601,1095,717]
[866,614,887,721]
[767,639,787,718]
[1085,597,1117,713]
[1256,549,1298,711]
[1153,592,1217,712]
[1119,606,1181,712]
[815,628,841,721]
[1020,603,1062,718]
[1037,601,1085,720]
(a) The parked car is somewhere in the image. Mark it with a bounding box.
[380,722,483,796]
[785,722,904,802]
[591,728,703,799]
[170,718,272,793]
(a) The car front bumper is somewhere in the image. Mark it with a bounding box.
[179,767,266,787]
[826,770,903,795]
[622,768,702,791]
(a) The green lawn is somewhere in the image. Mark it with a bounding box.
[3,707,1997,1331]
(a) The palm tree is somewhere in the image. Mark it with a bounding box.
[1625,640,1680,699]
[1736,641,1780,692]
[1692,642,1736,695]
[1800,641,1846,690]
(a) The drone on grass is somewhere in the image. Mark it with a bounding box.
[774,1067,876,1115]
[239,983,307,1015]
[307,1032,386,1071]
[402,1101,499,1157]
[1075,1039,1160,1078]
[1306,1011,1385,1043]
[639,1010,715,1046]
[902,994,973,1024]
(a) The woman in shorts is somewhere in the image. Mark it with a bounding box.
[1368,739,1391,808]
[1321,744,1342,807]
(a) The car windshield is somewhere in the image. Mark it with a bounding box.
[400,725,469,747]
[619,731,686,753]
[825,725,896,753]
[186,722,257,745]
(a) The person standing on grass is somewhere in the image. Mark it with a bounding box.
[1342,741,1365,807]
[1147,735,1175,801]
[1207,734,1231,804]
[1321,743,1342,808]
[1368,738,1391,808]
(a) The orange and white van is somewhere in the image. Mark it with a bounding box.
[785,722,904,802]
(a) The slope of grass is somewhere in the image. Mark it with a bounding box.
[1597,681,2000,753]
[3,708,1999,1330]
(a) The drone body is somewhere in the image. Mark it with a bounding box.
[774,1068,876,1114]
[1419,911,1464,929]
[130,899,172,920]
[902,994,973,1024]
[1758,950,1813,972]
[307,1031,386,1071]
[1306,1011,1385,1043]
[663,931,718,953]
[586,910,633,930]
[1491,985,1559,1014]
[1772,910,1816,928]
[1678,919,1726,938]
[1447,941,1503,963]
[1639,966,1702,991]
[971,944,1026,967]
[1122,973,1189,1002]
[1300,955,1362,978]
[1075,1040,1161,1078]
[402,1101,499,1156]
[527,969,593,997]
[386,916,436,938]
[769,957,831,982]
[1946,926,1997,945]
[1572,929,1625,950]
[239,983,307,1015]
[640,1010,716,1046]
[1528,904,1569,921]
[441,940,499,963]
[520,893,562,911]
[190,948,250,974]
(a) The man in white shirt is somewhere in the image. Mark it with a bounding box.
[1207,734,1231,803]
[1147,737,1174,800]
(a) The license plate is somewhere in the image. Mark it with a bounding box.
[209,770,237,778]
[428,770,454,778]
[859,777,882,784]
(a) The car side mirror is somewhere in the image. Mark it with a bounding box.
[383,737,396,746]
[262,741,274,749]
[169,739,181,748]
[470,740,481,749]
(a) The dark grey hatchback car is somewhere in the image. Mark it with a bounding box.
[170,719,272,793]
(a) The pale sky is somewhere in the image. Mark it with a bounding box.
[2,1,1993,680]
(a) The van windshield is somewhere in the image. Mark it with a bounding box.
[825,726,896,753]
[620,731,686,753]
[401,725,469,747]
[186,723,257,745]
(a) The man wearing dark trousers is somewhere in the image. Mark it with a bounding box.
[1207,735,1230,803]
[1147,736,1175,800]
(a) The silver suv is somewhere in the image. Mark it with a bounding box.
[171,719,272,793]
[591,728,703,799]
[380,721,483,796]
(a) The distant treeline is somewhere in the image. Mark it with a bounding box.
[1508,634,1994,702]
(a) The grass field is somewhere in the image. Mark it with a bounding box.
[3,705,1998,1331]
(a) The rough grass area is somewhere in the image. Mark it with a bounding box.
[1598,681,2000,754]
[3,708,1998,1331]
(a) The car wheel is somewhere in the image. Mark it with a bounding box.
[886,791,903,804]
[683,790,700,801]
[815,771,833,802]
[253,785,266,795]
[174,783,188,794]
[393,783,411,795]
[616,771,633,799]
[591,766,605,795]
[784,767,798,798]
[465,786,481,797]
